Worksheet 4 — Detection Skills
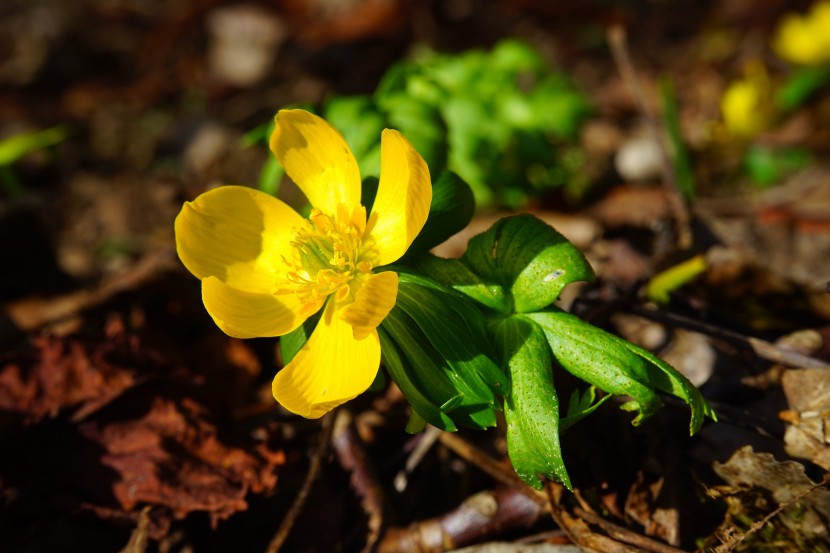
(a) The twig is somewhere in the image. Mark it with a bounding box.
[607,25,692,251]
[265,413,335,553]
[714,471,830,553]
[436,432,546,505]
[438,433,685,553]
[574,507,689,553]
[545,484,641,553]
[4,248,178,332]
[627,304,830,369]
[331,409,385,553]
[119,506,152,553]
[394,425,442,492]
[378,487,544,553]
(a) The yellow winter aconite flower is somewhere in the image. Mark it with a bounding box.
[175,109,431,418]
[721,63,774,138]
[773,1,830,65]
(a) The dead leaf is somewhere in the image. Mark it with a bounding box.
[78,393,284,527]
[782,368,830,470]
[0,323,284,539]
[0,333,137,423]
[713,446,830,540]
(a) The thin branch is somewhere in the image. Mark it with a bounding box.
[627,304,830,369]
[574,507,689,553]
[607,25,692,250]
[378,487,544,553]
[713,471,830,553]
[394,425,442,492]
[436,432,545,505]
[265,413,335,553]
[438,433,686,553]
[4,249,178,333]
[331,409,385,553]
[545,484,641,553]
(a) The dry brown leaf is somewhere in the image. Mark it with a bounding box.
[0,322,284,539]
[78,394,284,527]
[781,368,830,470]
[0,332,137,423]
[713,446,830,540]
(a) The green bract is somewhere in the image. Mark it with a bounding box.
[380,272,509,432]
[409,211,715,487]
[494,315,571,490]
[423,214,596,314]
[526,309,716,434]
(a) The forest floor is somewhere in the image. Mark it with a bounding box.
[2,1,830,552]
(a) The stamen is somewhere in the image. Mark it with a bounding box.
[279,204,375,305]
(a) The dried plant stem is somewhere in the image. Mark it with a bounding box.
[265,413,335,553]
[607,25,692,251]
[628,304,830,369]
[714,472,830,552]
[394,425,443,492]
[331,410,385,553]
[5,249,177,333]
[438,432,688,553]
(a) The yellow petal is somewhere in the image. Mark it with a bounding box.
[774,16,819,64]
[272,301,380,418]
[175,185,303,294]
[269,109,362,215]
[366,129,431,266]
[202,276,322,339]
[340,271,399,340]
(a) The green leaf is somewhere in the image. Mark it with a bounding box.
[405,409,428,433]
[323,96,385,176]
[462,214,596,313]
[374,59,415,99]
[645,254,708,305]
[0,124,70,166]
[377,94,448,172]
[396,272,510,400]
[381,304,498,430]
[240,120,274,147]
[660,77,696,200]
[404,171,476,258]
[493,316,571,490]
[744,145,811,187]
[560,387,609,431]
[414,254,511,314]
[776,65,830,111]
[278,315,317,365]
[526,309,715,434]
[528,76,592,139]
[491,38,546,74]
[378,326,457,431]
[257,155,284,196]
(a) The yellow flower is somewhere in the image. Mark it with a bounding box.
[175,109,431,418]
[721,62,773,138]
[773,1,830,65]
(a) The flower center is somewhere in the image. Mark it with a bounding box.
[283,205,373,306]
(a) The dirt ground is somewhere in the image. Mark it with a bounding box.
[2,1,830,551]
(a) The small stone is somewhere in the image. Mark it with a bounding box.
[207,5,286,87]
[614,134,663,182]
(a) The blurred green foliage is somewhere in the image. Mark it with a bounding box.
[323,39,592,209]
[246,40,591,209]
[0,125,70,198]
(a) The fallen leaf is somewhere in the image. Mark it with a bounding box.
[0,333,137,423]
[781,368,830,470]
[78,393,284,527]
[713,446,830,540]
